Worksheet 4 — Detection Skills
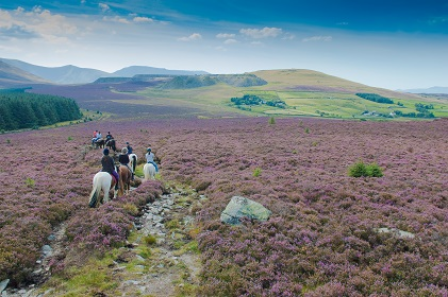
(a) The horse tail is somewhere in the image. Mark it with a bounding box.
[131,155,137,172]
[89,174,102,208]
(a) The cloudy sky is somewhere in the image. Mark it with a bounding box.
[0,0,447,89]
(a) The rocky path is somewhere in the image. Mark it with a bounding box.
[2,188,204,297]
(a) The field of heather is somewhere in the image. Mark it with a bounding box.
[2,117,448,296]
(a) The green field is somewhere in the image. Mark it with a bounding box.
[112,69,448,120]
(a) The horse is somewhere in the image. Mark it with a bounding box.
[88,172,117,208]
[143,163,156,181]
[105,139,116,152]
[129,153,138,174]
[118,166,132,196]
[94,138,106,149]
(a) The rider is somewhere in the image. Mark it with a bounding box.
[118,147,134,181]
[145,147,159,172]
[125,142,133,155]
[101,148,119,190]
[105,131,114,142]
[91,130,99,145]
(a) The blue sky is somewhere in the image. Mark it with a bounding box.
[0,0,447,89]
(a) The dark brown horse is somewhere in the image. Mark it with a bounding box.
[94,138,106,149]
[105,139,116,152]
[118,166,132,196]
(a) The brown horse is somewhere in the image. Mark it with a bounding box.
[118,166,132,196]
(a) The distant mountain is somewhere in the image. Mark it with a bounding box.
[0,58,110,85]
[0,58,208,85]
[112,66,208,77]
[401,86,448,94]
[0,60,49,86]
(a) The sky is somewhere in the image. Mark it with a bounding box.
[0,0,447,90]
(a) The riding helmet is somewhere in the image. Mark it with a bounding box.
[103,148,110,155]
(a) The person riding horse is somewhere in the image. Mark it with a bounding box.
[145,147,159,172]
[101,148,119,190]
[118,147,134,181]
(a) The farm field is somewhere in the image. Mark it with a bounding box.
[1,117,448,296]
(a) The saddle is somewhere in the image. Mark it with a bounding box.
[110,174,118,185]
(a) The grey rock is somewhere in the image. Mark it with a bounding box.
[0,279,9,293]
[220,196,272,225]
[42,245,52,257]
[374,227,415,239]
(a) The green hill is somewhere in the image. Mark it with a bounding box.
[121,69,448,120]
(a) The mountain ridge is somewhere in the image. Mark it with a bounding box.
[0,58,209,85]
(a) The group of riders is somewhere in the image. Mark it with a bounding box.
[92,130,159,190]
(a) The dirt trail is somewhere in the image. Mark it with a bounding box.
[2,188,204,297]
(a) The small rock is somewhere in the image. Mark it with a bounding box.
[0,279,9,293]
[42,245,52,257]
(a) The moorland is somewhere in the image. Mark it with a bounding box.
[1,67,448,296]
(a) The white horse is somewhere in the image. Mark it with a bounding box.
[129,153,138,174]
[143,163,156,181]
[88,172,117,208]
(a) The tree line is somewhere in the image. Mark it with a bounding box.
[230,94,286,108]
[356,93,394,104]
[0,92,82,131]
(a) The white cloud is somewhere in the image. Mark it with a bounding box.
[302,36,333,42]
[216,33,235,39]
[224,38,237,44]
[282,33,295,40]
[133,16,154,23]
[178,33,202,41]
[99,3,110,12]
[0,7,78,41]
[103,16,129,24]
[240,27,282,39]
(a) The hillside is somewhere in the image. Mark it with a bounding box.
[0,60,49,86]
[2,118,448,296]
[21,67,448,121]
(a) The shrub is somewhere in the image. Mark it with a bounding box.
[269,117,276,125]
[366,162,384,177]
[253,167,262,177]
[348,160,383,177]
[25,177,35,188]
[143,235,157,245]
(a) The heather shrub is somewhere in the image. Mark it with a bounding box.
[194,180,212,192]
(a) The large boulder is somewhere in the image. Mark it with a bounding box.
[220,196,272,225]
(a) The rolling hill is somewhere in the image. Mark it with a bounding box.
[0,60,49,86]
